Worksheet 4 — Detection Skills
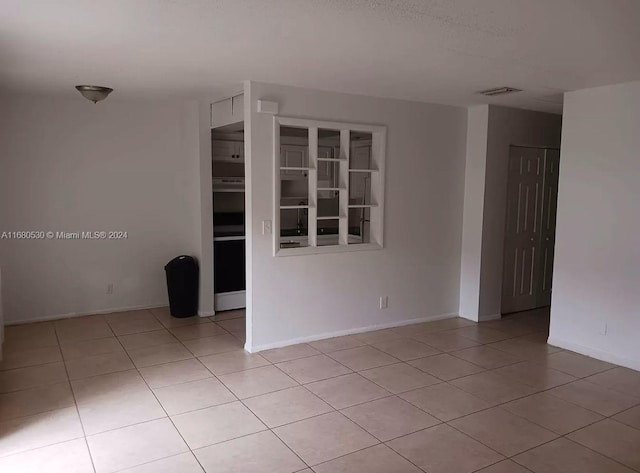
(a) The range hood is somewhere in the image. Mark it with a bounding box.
[213,177,244,192]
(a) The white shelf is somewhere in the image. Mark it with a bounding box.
[280,205,311,210]
[280,175,308,181]
[213,189,245,193]
[317,216,345,220]
[317,187,342,191]
[317,158,345,162]
[213,236,246,242]
[348,204,378,208]
[348,168,378,173]
[276,242,382,257]
[280,167,310,171]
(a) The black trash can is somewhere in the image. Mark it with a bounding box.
[165,255,199,318]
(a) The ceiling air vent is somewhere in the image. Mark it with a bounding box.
[478,87,522,96]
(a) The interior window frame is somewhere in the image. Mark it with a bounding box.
[273,116,386,257]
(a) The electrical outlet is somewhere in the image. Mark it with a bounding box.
[106,283,114,295]
[262,220,272,235]
[379,296,388,309]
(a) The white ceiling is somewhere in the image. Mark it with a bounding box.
[2,0,639,113]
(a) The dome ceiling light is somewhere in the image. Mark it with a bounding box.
[75,85,113,103]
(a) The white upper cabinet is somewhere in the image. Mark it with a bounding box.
[213,140,244,163]
[211,94,244,128]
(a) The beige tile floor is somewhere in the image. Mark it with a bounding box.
[1,307,640,472]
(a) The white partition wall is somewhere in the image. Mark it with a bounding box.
[244,81,468,351]
[549,80,640,370]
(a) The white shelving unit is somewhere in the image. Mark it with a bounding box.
[274,117,386,256]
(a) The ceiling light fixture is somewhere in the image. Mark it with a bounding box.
[478,86,522,96]
[75,85,113,103]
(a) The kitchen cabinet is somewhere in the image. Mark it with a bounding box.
[210,94,244,128]
[213,140,244,163]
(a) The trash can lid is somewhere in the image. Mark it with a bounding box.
[165,255,196,270]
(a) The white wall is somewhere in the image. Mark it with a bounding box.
[459,106,489,321]
[197,101,214,316]
[459,105,562,321]
[245,81,468,351]
[0,94,203,324]
[549,80,640,370]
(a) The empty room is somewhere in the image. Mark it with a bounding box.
[1,1,640,472]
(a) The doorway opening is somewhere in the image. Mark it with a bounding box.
[211,121,246,314]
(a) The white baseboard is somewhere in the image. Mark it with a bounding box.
[246,312,458,353]
[215,291,246,311]
[5,303,168,325]
[547,335,640,372]
[198,310,216,317]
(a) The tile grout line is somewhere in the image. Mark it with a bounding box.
[4,312,640,473]
[344,325,640,471]
[0,328,112,460]
[271,410,387,471]
[407,363,625,427]
[106,315,211,473]
[362,318,632,471]
[287,338,640,472]
[0,357,64,375]
[264,343,419,469]
[508,434,634,473]
[381,383,638,471]
[0,326,626,421]
[258,347,393,468]
[52,317,100,473]
[307,440,427,473]
[237,390,313,470]
[110,452,195,473]
[36,313,178,450]
[556,418,640,473]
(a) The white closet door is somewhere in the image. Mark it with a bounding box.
[502,146,545,314]
[537,148,560,307]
